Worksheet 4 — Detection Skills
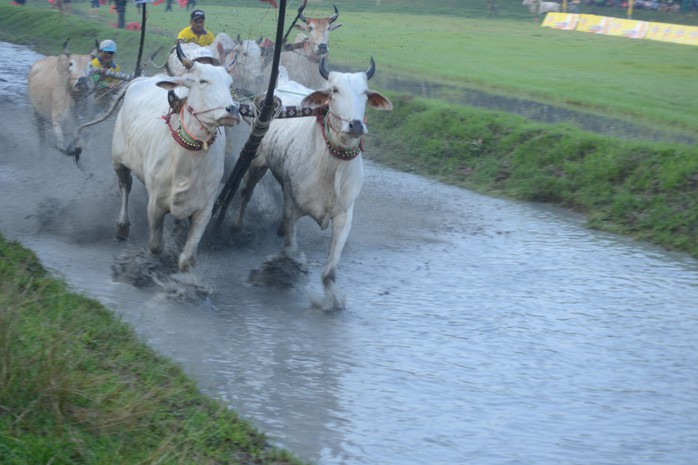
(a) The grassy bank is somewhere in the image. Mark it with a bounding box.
[0,235,306,464]
[2,2,697,137]
[364,95,698,257]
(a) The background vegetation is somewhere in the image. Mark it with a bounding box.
[1,1,697,462]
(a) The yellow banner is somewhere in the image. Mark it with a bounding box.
[541,13,698,47]
[604,18,649,39]
[647,22,698,46]
[541,13,579,31]
[576,14,608,34]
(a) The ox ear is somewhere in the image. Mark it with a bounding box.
[328,23,342,32]
[367,90,393,111]
[301,90,331,109]
[156,76,186,91]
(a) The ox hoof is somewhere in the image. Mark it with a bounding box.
[178,256,196,273]
[115,223,130,241]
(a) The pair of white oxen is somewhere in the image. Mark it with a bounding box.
[75,37,391,310]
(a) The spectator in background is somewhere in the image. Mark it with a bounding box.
[177,9,214,47]
[165,0,174,11]
[90,0,100,17]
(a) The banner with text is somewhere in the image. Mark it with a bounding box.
[541,13,579,30]
[541,13,697,47]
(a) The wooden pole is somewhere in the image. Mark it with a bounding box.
[213,0,288,226]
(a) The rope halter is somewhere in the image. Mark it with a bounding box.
[318,110,362,160]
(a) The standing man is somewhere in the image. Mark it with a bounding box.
[177,9,214,47]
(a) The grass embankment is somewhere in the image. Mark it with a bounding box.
[0,236,306,464]
[364,96,698,257]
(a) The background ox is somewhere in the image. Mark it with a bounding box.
[522,0,561,19]
[234,57,392,310]
[27,40,93,159]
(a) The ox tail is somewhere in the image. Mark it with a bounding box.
[75,84,129,137]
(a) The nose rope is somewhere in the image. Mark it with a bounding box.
[319,111,362,160]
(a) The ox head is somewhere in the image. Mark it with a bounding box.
[59,38,92,98]
[302,57,392,138]
[296,4,342,59]
[158,43,240,128]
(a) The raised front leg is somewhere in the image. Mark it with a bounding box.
[113,162,132,241]
[178,209,211,272]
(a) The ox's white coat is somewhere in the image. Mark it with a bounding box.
[523,0,561,16]
[165,34,264,95]
[235,63,392,309]
[27,53,92,154]
[111,62,239,272]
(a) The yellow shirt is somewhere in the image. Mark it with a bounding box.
[177,26,215,47]
[89,57,121,87]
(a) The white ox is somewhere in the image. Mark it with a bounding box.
[111,45,240,272]
[27,41,92,158]
[162,34,264,96]
[522,0,560,18]
[211,33,265,96]
[271,4,342,90]
[234,58,392,309]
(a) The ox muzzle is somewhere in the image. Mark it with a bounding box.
[220,104,241,127]
[346,119,367,137]
[74,76,89,93]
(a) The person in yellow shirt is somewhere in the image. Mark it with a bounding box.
[89,40,131,107]
[177,9,215,47]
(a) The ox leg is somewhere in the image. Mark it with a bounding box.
[279,196,303,257]
[178,209,211,272]
[51,120,66,151]
[114,163,132,241]
[33,112,47,148]
[233,164,268,231]
[321,206,354,309]
[147,198,167,257]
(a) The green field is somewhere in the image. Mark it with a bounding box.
[4,0,698,137]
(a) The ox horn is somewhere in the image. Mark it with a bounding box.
[298,2,307,23]
[63,38,71,56]
[236,34,242,45]
[329,5,339,23]
[366,57,376,81]
[319,56,330,81]
[176,41,193,69]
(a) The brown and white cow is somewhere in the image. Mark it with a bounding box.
[272,4,343,90]
[27,40,92,158]
[234,57,392,310]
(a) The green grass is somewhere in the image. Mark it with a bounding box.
[0,235,307,464]
[4,0,697,138]
[364,94,698,256]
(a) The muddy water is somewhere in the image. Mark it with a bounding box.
[2,42,697,465]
